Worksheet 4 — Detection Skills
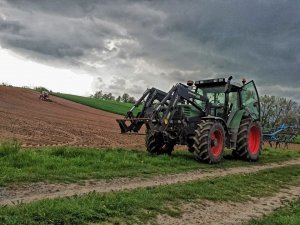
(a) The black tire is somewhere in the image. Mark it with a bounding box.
[187,136,195,153]
[145,129,174,155]
[187,144,195,153]
[193,120,225,164]
[233,117,262,161]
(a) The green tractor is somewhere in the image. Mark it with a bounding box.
[145,76,262,163]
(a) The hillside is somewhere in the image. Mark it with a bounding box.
[0,86,144,148]
[52,92,142,116]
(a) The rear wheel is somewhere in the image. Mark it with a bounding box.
[193,120,225,164]
[145,129,174,155]
[233,117,262,161]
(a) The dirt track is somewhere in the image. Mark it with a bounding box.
[156,185,300,225]
[1,158,299,206]
[0,86,145,149]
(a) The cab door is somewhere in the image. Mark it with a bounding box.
[240,81,260,120]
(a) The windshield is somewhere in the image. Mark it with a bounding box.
[196,86,225,105]
[195,85,228,117]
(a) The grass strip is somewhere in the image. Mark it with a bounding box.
[52,92,142,116]
[248,198,300,225]
[0,141,299,186]
[295,135,300,144]
[0,165,299,225]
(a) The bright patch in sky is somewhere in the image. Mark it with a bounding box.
[0,47,93,96]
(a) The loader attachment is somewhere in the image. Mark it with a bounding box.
[116,88,167,133]
[117,118,151,133]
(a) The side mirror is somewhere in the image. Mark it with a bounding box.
[225,76,233,93]
[224,83,232,93]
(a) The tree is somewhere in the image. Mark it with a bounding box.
[107,93,115,101]
[34,86,49,92]
[122,93,130,102]
[102,93,115,101]
[260,95,276,128]
[128,96,136,104]
[94,90,103,99]
[116,96,121,102]
[260,95,300,129]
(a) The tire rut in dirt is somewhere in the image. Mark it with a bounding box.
[156,185,300,225]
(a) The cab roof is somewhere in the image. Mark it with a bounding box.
[194,78,242,88]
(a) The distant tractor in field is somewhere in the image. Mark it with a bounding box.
[39,91,52,102]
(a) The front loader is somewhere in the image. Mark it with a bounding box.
[116,87,167,133]
[145,76,262,163]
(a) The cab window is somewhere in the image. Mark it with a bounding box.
[241,81,260,119]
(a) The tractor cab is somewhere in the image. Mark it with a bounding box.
[194,78,230,118]
[193,78,260,124]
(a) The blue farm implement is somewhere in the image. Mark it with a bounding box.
[263,124,299,149]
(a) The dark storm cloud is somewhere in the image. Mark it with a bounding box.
[0,17,24,34]
[0,0,299,100]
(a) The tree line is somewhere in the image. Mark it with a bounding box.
[92,90,136,104]
[260,95,300,129]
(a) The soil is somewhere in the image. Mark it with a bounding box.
[0,86,145,149]
[264,142,300,151]
[1,85,300,224]
[0,158,299,206]
[156,186,300,225]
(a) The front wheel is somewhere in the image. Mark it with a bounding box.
[145,129,174,155]
[193,120,225,164]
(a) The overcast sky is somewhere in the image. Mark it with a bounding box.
[0,0,299,101]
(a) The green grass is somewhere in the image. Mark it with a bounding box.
[0,139,21,157]
[52,92,142,115]
[248,198,300,225]
[0,165,299,225]
[295,135,300,144]
[0,142,299,187]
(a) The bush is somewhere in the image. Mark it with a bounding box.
[1,82,9,86]
[0,139,21,157]
[34,86,49,92]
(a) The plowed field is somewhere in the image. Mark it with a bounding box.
[0,86,144,148]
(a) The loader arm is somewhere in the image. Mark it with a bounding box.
[153,83,208,131]
[125,88,167,118]
[117,87,167,133]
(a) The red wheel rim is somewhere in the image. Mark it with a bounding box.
[210,129,224,157]
[248,125,261,154]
